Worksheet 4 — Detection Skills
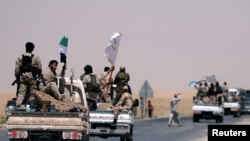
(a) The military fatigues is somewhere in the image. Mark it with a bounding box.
[81,72,108,100]
[215,83,223,103]
[195,85,203,100]
[41,67,70,100]
[15,53,42,106]
[114,71,130,104]
[200,83,209,103]
[207,84,216,104]
[113,92,133,120]
[222,85,228,102]
[99,74,113,103]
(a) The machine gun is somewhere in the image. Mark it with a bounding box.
[12,77,20,97]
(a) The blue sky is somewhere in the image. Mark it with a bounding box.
[1,0,250,93]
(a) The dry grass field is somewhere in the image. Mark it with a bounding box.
[0,92,15,123]
[132,89,196,119]
[0,89,196,122]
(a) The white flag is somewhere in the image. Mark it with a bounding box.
[204,75,217,83]
[104,32,122,65]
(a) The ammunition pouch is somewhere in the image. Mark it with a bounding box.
[31,66,41,79]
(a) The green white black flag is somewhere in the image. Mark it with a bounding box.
[59,36,68,63]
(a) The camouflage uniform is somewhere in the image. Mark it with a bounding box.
[99,72,113,103]
[113,91,133,120]
[195,83,203,100]
[222,82,228,101]
[81,72,108,100]
[114,67,130,104]
[41,67,70,100]
[15,53,42,106]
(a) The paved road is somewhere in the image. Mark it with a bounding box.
[1,114,249,141]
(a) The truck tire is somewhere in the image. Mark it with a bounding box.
[83,134,90,141]
[216,116,223,123]
[193,115,199,122]
[120,137,132,141]
[120,126,133,141]
[233,111,241,118]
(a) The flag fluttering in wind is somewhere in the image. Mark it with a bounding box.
[59,36,68,64]
[188,80,207,87]
[204,75,217,83]
[189,80,198,87]
[104,32,122,65]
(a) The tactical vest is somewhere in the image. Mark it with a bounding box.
[85,74,101,93]
[20,54,41,78]
[20,54,34,73]
[117,72,128,85]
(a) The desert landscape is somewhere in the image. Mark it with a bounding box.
[132,89,196,118]
[0,89,196,123]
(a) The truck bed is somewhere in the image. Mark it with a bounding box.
[7,111,88,131]
[192,103,224,123]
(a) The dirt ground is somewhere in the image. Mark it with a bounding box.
[0,89,196,121]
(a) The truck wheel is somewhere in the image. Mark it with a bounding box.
[127,126,133,141]
[233,111,241,118]
[216,116,223,123]
[120,128,133,141]
[120,137,126,141]
[193,115,199,122]
[81,133,89,141]
[83,134,90,141]
[120,137,132,141]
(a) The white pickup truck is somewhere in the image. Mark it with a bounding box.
[192,98,224,123]
[223,88,244,118]
[5,75,90,141]
[88,84,135,141]
[89,108,134,141]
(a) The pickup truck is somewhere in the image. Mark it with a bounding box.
[242,96,250,114]
[5,75,90,141]
[89,108,134,141]
[241,89,250,114]
[223,88,244,117]
[88,84,134,141]
[192,97,224,123]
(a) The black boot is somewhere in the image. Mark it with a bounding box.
[111,119,117,129]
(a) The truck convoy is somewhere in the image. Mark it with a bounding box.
[5,75,90,141]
